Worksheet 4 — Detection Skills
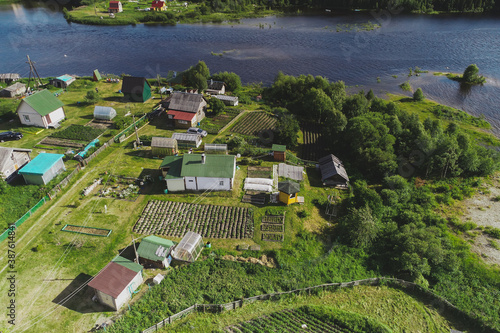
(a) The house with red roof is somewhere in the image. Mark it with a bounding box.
[151,0,167,11]
[88,256,143,310]
[108,1,123,13]
[165,92,207,129]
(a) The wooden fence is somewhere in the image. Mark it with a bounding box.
[80,137,115,167]
[141,276,495,333]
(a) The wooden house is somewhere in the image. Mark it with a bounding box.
[109,0,123,13]
[0,73,20,84]
[171,133,202,148]
[211,94,238,106]
[17,89,65,128]
[150,0,167,11]
[272,144,286,162]
[318,154,349,188]
[166,92,206,128]
[93,69,102,81]
[88,256,143,311]
[121,77,152,102]
[160,154,236,192]
[0,147,31,183]
[18,153,65,185]
[0,82,26,98]
[206,80,225,95]
[49,75,76,88]
[137,235,175,268]
[278,180,303,205]
[151,137,178,156]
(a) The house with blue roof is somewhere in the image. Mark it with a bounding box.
[18,153,65,185]
[49,74,76,89]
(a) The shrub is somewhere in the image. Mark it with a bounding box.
[399,81,411,92]
[413,88,425,101]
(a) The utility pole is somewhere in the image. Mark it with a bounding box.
[132,114,140,146]
[25,55,43,94]
[131,236,139,263]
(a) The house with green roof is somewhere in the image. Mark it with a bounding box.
[137,235,175,268]
[17,89,65,128]
[18,153,65,185]
[160,153,236,192]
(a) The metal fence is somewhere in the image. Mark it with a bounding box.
[141,276,488,333]
[0,196,49,242]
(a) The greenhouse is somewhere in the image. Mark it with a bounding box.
[204,143,227,155]
[171,231,204,263]
[94,106,117,120]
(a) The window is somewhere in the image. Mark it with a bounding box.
[178,120,188,124]
[290,193,296,198]
[219,181,224,186]
[189,180,194,182]
[23,115,30,122]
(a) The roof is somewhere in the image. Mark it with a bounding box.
[137,235,175,262]
[55,75,74,82]
[278,163,303,182]
[0,74,20,80]
[172,231,203,259]
[22,89,64,116]
[151,137,177,148]
[111,255,143,273]
[212,95,238,101]
[121,77,150,94]
[0,147,31,171]
[88,257,142,298]
[151,0,165,7]
[168,110,196,121]
[109,0,121,7]
[171,133,201,142]
[207,80,225,90]
[181,154,235,178]
[318,154,349,182]
[94,106,116,114]
[168,92,205,113]
[272,144,286,152]
[159,156,183,179]
[93,69,102,80]
[204,143,227,151]
[278,180,300,194]
[18,153,63,175]
[2,82,25,92]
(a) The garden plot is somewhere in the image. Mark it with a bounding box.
[134,200,253,239]
[261,214,285,242]
[247,166,272,179]
[38,137,85,149]
[230,112,277,136]
[99,176,140,200]
[61,224,112,237]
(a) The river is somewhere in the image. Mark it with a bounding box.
[1,4,499,131]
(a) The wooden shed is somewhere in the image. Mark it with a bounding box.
[49,74,76,88]
[278,180,303,205]
[0,82,26,98]
[121,77,152,102]
[151,137,178,156]
[93,69,102,81]
[137,235,175,268]
[88,256,143,311]
[272,144,286,162]
[318,154,349,188]
[0,73,20,84]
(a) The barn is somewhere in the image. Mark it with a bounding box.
[17,89,65,128]
[88,256,143,311]
[137,235,175,268]
[121,77,152,102]
[49,75,76,89]
[18,153,65,185]
[151,137,178,156]
[0,82,26,98]
[93,106,117,120]
[0,147,31,183]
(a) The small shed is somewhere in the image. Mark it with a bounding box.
[204,143,227,155]
[211,94,238,106]
[206,80,225,95]
[318,154,349,188]
[50,75,76,89]
[171,231,204,263]
[93,106,117,120]
[0,82,26,98]
[109,0,123,13]
[272,144,286,162]
[151,137,178,156]
[137,235,175,268]
[18,153,65,185]
[121,77,152,102]
[88,256,143,311]
[171,133,202,148]
[0,73,20,84]
[93,69,102,81]
[278,180,302,205]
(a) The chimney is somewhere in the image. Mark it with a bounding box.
[201,153,206,164]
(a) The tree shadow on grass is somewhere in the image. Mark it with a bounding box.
[52,273,110,313]
[306,167,322,188]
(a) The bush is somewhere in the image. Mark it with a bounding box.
[413,88,425,101]
[399,81,411,92]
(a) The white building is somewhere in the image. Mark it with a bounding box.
[0,147,31,183]
[17,90,65,128]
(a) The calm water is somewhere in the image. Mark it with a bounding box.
[1,5,500,131]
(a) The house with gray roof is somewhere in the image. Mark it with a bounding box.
[318,154,349,188]
[206,80,225,95]
[16,89,65,128]
[0,82,26,98]
[0,147,31,183]
[166,92,207,128]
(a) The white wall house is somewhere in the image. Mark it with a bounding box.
[0,147,31,183]
[17,90,65,128]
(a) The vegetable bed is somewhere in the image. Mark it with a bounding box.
[61,224,112,237]
[51,124,105,141]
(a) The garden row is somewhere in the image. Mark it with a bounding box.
[134,200,253,239]
[301,124,327,161]
[261,214,285,242]
[226,308,354,333]
[230,112,277,136]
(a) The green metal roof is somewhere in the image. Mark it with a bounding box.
[137,236,175,262]
[160,156,183,179]
[278,180,300,194]
[23,89,64,116]
[112,255,143,273]
[93,69,102,80]
[18,153,63,175]
[181,154,235,179]
[272,144,286,152]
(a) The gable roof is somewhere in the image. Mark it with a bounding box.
[272,144,286,152]
[159,156,183,179]
[151,137,177,148]
[121,77,151,94]
[18,153,63,175]
[181,154,235,178]
[0,147,31,172]
[318,154,349,182]
[88,256,142,298]
[278,180,300,194]
[151,0,165,7]
[2,82,26,93]
[207,80,225,90]
[167,110,196,121]
[55,75,74,82]
[109,0,121,7]
[93,69,102,80]
[22,90,64,116]
[137,235,175,262]
[168,92,205,113]
[171,133,201,142]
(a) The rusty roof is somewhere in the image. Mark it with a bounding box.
[88,261,141,298]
